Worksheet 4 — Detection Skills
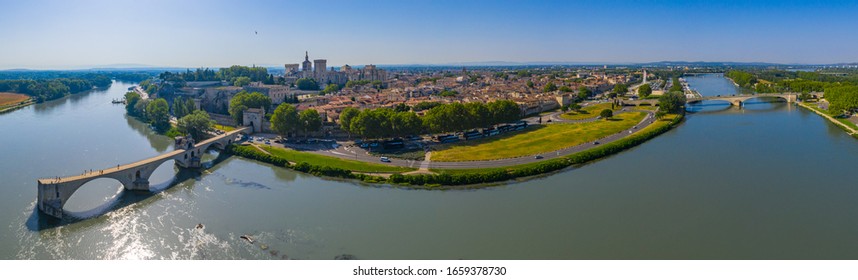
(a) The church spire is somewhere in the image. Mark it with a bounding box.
[305,51,309,61]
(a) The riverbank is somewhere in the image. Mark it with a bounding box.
[0,93,33,114]
[796,101,858,136]
[226,114,684,188]
[0,99,34,114]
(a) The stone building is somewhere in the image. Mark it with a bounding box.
[284,51,387,87]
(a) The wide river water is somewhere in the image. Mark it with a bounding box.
[2,75,858,259]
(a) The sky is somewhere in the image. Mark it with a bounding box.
[1,0,857,69]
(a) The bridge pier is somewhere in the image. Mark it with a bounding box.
[130,178,150,191]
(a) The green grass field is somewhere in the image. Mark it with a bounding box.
[559,102,614,120]
[431,113,680,174]
[431,111,647,162]
[261,146,415,173]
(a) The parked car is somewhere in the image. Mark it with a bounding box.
[534,155,543,159]
[380,157,391,162]
[593,141,600,145]
[360,143,369,148]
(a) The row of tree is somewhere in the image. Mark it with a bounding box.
[162,66,271,83]
[331,100,522,139]
[270,104,323,137]
[156,66,275,89]
[172,96,197,119]
[337,107,422,139]
[0,75,112,102]
[725,70,757,88]
[824,85,858,115]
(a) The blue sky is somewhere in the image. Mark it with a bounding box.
[1,0,856,69]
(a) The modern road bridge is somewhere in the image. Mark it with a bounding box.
[36,127,249,218]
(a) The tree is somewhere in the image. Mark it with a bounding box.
[146,98,171,131]
[569,103,581,112]
[559,85,573,92]
[351,108,392,139]
[125,91,141,115]
[394,103,411,112]
[488,100,521,125]
[655,109,667,120]
[600,109,613,120]
[269,103,299,136]
[229,91,272,124]
[177,110,215,141]
[391,111,423,137]
[526,80,534,88]
[577,86,591,100]
[465,102,492,128]
[658,91,687,114]
[638,84,652,98]
[412,101,441,111]
[543,82,558,92]
[296,78,319,90]
[440,90,458,97]
[134,99,151,121]
[824,85,858,115]
[321,83,340,94]
[612,84,628,96]
[423,103,468,133]
[298,109,323,137]
[669,77,683,92]
[339,107,360,137]
[233,76,251,87]
[798,92,812,101]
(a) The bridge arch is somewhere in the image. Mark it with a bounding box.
[62,177,125,215]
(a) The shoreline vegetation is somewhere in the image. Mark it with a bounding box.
[225,114,683,188]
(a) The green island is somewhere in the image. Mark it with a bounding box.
[223,113,683,188]
[432,111,647,162]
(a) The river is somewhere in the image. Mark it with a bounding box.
[2,76,858,259]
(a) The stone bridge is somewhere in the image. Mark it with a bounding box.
[687,93,797,106]
[36,127,249,219]
[622,93,797,107]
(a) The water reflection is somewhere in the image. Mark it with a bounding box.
[124,115,171,153]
